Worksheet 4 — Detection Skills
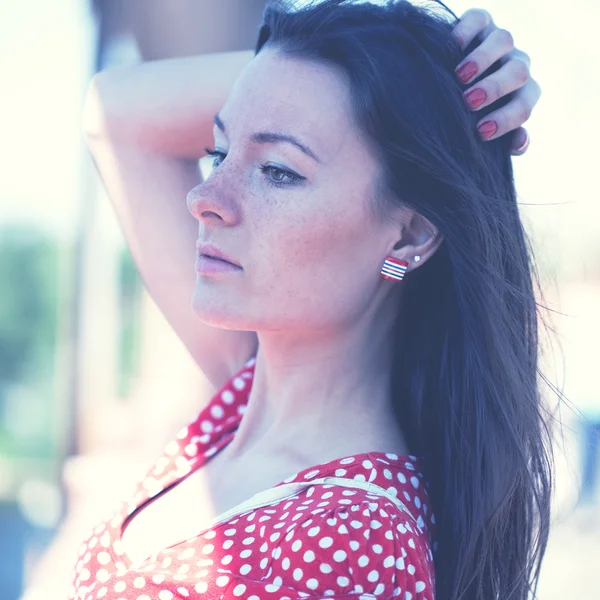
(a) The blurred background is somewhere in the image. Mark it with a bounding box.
[0,0,597,598]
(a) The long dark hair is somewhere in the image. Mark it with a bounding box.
[255,1,555,599]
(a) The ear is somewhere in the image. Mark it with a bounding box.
[387,211,443,272]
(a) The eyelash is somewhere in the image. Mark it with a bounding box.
[203,147,304,188]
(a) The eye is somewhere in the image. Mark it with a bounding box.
[203,148,305,188]
[204,147,225,168]
[259,164,303,187]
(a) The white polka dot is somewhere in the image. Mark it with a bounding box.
[397,472,407,483]
[96,586,108,598]
[194,582,208,593]
[293,568,303,581]
[367,570,379,582]
[358,555,369,567]
[405,593,413,600]
[152,574,165,584]
[158,591,173,600]
[384,555,395,568]
[202,544,215,554]
[319,537,333,548]
[184,444,198,456]
[320,563,333,574]
[304,469,320,479]
[165,441,179,455]
[307,526,321,537]
[240,564,252,575]
[177,587,189,597]
[407,564,416,575]
[210,404,225,419]
[374,582,386,595]
[221,390,234,404]
[221,555,233,565]
[96,569,110,583]
[415,581,426,592]
[337,575,350,586]
[349,540,360,551]
[373,544,383,554]
[136,595,150,600]
[196,558,213,567]
[233,377,246,390]
[264,584,280,592]
[133,577,145,588]
[362,460,373,469]
[340,457,355,465]
[114,581,126,593]
[291,539,302,552]
[303,550,315,562]
[232,584,247,596]
[333,550,347,562]
[216,575,230,587]
[307,578,319,590]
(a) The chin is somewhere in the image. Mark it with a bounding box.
[191,289,250,331]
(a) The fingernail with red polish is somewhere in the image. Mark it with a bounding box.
[464,88,487,109]
[456,61,478,83]
[477,121,498,139]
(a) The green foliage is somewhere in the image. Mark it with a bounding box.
[0,227,59,386]
[117,246,142,398]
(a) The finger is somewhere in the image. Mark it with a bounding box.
[510,127,530,156]
[475,80,542,141]
[511,48,531,68]
[452,8,494,51]
[456,27,515,85]
[463,57,530,111]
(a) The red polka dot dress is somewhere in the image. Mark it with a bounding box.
[70,356,437,599]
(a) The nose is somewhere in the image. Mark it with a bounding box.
[186,175,239,225]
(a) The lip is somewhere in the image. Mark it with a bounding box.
[195,254,242,275]
[195,243,241,267]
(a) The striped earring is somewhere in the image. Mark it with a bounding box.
[380,256,413,282]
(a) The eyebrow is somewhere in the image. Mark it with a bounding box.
[214,113,321,163]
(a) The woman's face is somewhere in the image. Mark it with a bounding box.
[188,47,402,333]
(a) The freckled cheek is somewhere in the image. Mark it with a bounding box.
[271,216,350,276]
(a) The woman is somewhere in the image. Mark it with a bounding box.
[78,1,548,599]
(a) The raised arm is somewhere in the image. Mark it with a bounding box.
[82,50,258,391]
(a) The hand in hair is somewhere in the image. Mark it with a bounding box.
[452,8,539,156]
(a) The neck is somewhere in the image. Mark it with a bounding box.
[223,299,408,467]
